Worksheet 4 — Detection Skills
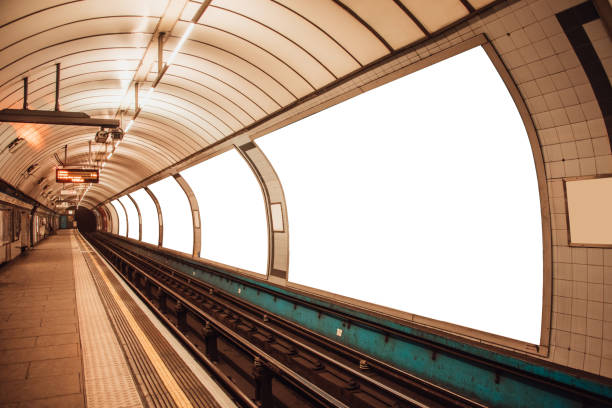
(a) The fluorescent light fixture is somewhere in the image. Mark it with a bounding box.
[107,152,113,159]
[167,22,195,66]
[8,137,25,153]
[125,119,134,133]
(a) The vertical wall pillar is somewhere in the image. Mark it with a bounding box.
[116,199,129,238]
[173,174,201,258]
[101,206,111,232]
[145,187,163,247]
[236,142,289,283]
[92,208,101,230]
[96,206,105,231]
[127,194,142,241]
[106,203,119,235]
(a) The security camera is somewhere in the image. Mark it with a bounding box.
[94,129,108,143]
[108,127,124,141]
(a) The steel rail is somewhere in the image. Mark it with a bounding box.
[112,241,466,408]
[89,233,484,408]
[91,236,355,408]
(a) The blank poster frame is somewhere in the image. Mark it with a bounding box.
[564,174,612,248]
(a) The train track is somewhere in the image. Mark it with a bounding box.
[85,232,485,408]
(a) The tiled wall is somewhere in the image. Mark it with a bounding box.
[242,0,612,377]
[478,0,612,377]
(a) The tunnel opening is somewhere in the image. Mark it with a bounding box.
[75,207,96,234]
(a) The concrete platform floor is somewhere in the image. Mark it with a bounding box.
[0,230,83,407]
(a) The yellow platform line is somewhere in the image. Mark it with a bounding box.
[77,234,195,408]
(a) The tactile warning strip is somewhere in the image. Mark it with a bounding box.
[75,233,224,408]
[71,234,144,408]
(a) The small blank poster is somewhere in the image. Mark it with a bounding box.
[566,177,612,246]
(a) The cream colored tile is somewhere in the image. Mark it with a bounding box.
[548,179,564,197]
[559,50,580,70]
[565,105,585,123]
[590,249,605,266]
[575,139,594,158]
[527,95,549,113]
[595,155,612,173]
[587,118,606,138]
[501,12,521,33]
[606,267,612,285]
[512,65,535,83]
[575,84,596,104]
[604,340,612,359]
[534,38,554,59]
[570,332,586,352]
[581,100,602,121]
[584,19,608,41]
[555,245,572,263]
[579,158,596,175]
[556,296,572,315]
[573,282,588,300]
[588,301,604,321]
[557,280,572,298]
[555,329,571,348]
[586,336,602,356]
[600,358,612,377]
[605,322,612,341]
[563,159,580,177]
[573,264,588,282]
[560,142,578,159]
[558,87,578,106]
[570,121,589,140]
[572,248,588,264]
[588,283,603,302]
[605,303,612,323]
[553,346,570,365]
[554,229,569,246]
[535,111,555,128]
[571,315,587,334]
[605,285,612,303]
[552,213,567,230]
[515,5,536,27]
[555,262,572,280]
[587,318,603,338]
[511,29,530,48]
[568,349,584,369]
[583,354,601,374]
[566,66,588,86]
[588,265,604,283]
[536,75,556,93]
[557,312,572,331]
[604,250,612,267]
[572,298,587,317]
[592,137,612,156]
[524,20,547,40]
[539,16,561,37]
[539,128,559,145]
[551,108,570,126]
[519,80,541,98]
[549,33,571,54]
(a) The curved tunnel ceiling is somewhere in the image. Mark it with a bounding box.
[0,0,496,209]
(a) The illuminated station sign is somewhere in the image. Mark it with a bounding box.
[56,168,99,183]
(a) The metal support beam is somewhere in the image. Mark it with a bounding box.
[54,63,61,111]
[158,33,164,75]
[22,77,28,110]
[144,187,163,247]
[173,174,201,258]
[134,82,139,112]
[0,109,119,127]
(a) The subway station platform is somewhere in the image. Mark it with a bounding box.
[0,230,235,408]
